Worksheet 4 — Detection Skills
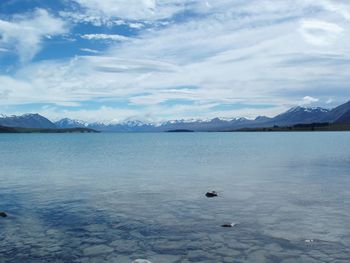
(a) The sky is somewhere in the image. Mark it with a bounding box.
[0,0,350,122]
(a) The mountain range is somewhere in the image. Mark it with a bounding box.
[1,100,350,132]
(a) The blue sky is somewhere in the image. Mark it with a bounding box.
[0,0,349,122]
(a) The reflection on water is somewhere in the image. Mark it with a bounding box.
[0,133,350,262]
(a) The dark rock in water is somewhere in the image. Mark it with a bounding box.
[205,191,218,198]
[221,223,237,228]
[0,212,7,217]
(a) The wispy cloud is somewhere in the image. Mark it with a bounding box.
[0,47,10,53]
[0,0,350,121]
[300,19,344,46]
[72,0,171,21]
[0,9,67,62]
[80,48,100,54]
[312,0,350,21]
[81,34,131,41]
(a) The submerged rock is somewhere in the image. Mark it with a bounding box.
[83,244,114,256]
[0,212,7,217]
[221,223,237,228]
[205,191,218,198]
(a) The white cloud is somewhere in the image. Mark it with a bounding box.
[300,19,344,46]
[300,96,319,105]
[81,34,131,41]
[80,48,100,54]
[128,22,145,29]
[59,11,119,27]
[1,0,350,121]
[63,0,213,26]
[0,9,67,62]
[36,105,142,123]
[59,11,145,29]
[311,0,350,21]
[73,0,162,20]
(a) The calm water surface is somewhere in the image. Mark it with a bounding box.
[0,133,349,262]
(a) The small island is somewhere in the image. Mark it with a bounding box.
[166,129,194,132]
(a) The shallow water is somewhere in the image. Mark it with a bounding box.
[0,132,349,262]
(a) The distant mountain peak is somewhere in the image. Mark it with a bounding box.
[22,113,40,116]
[120,120,149,127]
[287,106,329,113]
[326,100,350,123]
[2,100,350,131]
[0,113,56,129]
[255,116,271,122]
[55,118,87,128]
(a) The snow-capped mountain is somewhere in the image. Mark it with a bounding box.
[118,120,153,127]
[269,106,331,126]
[1,100,350,131]
[0,113,56,129]
[55,118,88,128]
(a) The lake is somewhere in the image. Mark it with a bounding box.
[0,133,349,262]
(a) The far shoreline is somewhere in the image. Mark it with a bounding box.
[1,123,350,133]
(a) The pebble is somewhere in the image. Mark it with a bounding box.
[83,245,114,256]
[0,212,7,217]
[221,223,237,228]
[205,191,218,198]
[110,239,138,253]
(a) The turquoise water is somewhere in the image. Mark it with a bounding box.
[0,133,349,262]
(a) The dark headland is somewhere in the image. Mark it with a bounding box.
[0,126,99,133]
[227,123,350,132]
